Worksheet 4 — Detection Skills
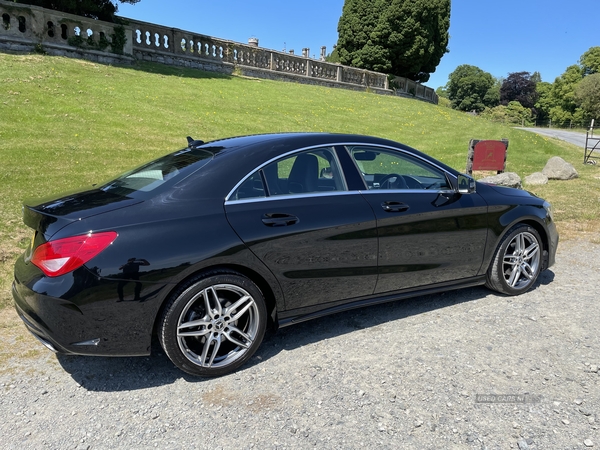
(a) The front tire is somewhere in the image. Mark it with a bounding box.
[159,271,267,377]
[486,224,543,295]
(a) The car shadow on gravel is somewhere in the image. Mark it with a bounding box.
[56,270,554,391]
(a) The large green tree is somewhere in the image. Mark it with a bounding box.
[574,73,600,119]
[336,0,450,83]
[534,81,553,122]
[446,64,497,112]
[580,46,600,76]
[547,65,584,125]
[335,0,388,72]
[15,1,140,22]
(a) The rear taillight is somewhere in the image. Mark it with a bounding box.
[31,231,118,277]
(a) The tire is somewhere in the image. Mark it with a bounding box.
[159,271,267,377]
[485,224,543,295]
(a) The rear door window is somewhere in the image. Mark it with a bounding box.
[229,146,346,200]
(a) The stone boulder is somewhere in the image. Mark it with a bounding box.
[478,172,522,189]
[542,156,578,180]
[524,172,549,186]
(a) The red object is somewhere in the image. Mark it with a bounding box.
[31,231,117,277]
[472,140,507,171]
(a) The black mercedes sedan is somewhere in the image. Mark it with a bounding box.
[13,133,558,377]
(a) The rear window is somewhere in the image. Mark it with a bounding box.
[100,148,213,196]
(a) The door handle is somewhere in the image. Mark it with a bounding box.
[381,201,409,213]
[261,213,300,227]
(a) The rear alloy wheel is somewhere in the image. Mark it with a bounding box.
[159,272,267,377]
[486,224,543,295]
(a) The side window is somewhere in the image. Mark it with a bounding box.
[264,147,346,196]
[349,146,450,190]
[230,171,266,200]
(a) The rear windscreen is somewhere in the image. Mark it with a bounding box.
[100,148,213,196]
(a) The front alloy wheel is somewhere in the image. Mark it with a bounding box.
[486,224,543,295]
[159,271,267,377]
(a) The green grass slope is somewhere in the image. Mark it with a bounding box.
[1,53,599,309]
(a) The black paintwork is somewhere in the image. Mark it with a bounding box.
[12,133,559,357]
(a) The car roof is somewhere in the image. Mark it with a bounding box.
[174,133,460,200]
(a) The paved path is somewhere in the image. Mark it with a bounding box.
[517,127,588,148]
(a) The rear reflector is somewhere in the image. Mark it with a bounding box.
[31,231,118,277]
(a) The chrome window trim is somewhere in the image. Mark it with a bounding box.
[225,189,364,206]
[225,141,459,202]
[342,143,457,176]
[357,188,457,196]
[342,143,456,190]
[225,144,347,202]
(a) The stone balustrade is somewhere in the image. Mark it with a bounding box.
[0,0,437,103]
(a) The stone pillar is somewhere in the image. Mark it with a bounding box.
[320,46,326,61]
[248,37,258,47]
[302,48,309,58]
[306,59,311,77]
[337,66,342,82]
[123,27,134,56]
[289,49,294,55]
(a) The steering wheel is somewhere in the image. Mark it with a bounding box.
[402,175,424,189]
[379,173,408,189]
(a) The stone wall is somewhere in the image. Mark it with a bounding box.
[0,0,438,104]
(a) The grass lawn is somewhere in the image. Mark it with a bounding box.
[1,53,599,310]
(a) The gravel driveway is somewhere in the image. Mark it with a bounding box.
[1,239,599,449]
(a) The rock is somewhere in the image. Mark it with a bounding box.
[575,399,583,405]
[524,172,548,185]
[478,172,522,189]
[542,156,579,180]
[584,439,594,447]
[517,438,529,449]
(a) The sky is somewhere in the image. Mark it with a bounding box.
[117,0,599,89]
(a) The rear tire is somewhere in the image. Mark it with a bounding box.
[159,271,267,377]
[486,224,543,295]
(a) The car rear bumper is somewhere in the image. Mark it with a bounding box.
[12,256,168,357]
[13,279,81,354]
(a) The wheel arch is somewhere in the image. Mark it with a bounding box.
[151,263,280,340]
[482,210,551,274]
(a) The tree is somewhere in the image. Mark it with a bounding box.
[336,0,389,72]
[548,65,584,125]
[336,0,450,83]
[15,1,140,22]
[580,46,600,76]
[483,76,502,107]
[446,65,497,112]
[531,71,542,84]
[481,101,533,126]
[435,85,449,99]
[534,81,553,122]
[574,73,600,119]
[500,72,538,110]
[325,47,341,64]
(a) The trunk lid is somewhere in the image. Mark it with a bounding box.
[23,187,142,237]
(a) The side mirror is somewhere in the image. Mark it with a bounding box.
[457,174,476,194]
